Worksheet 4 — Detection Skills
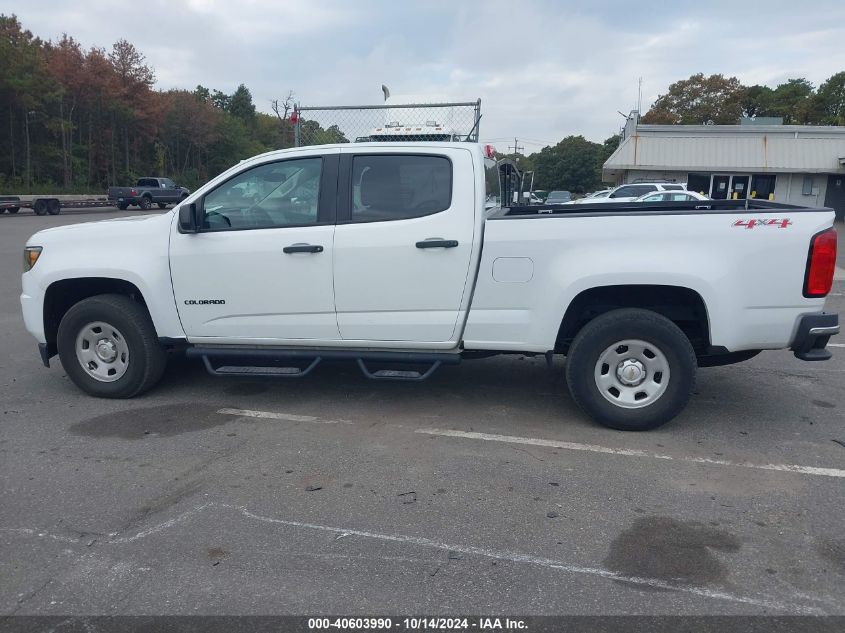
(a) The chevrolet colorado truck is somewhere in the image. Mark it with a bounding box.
[107,177,190,210]
[21,143,839,430]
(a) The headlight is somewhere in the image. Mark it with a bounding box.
[23,246,42,272]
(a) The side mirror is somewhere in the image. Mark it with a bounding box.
[179,202,201,233]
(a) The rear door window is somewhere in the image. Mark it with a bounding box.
[350,155,452,222]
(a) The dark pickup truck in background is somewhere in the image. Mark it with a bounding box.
[107,178,191,210]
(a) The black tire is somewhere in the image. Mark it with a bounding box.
[138,196,152,210]
[565,308,696,431]
[33,199,48,216]
[57,294,167,398]
[8,206,19,214]
[157,202,168,209]
[47,199,61,215]
[117,202,129,211]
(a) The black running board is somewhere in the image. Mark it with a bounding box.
[186,347,460,381]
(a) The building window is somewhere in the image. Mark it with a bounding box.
[686,173,710,196]
[751,175,776,200]
[802,175,814,196]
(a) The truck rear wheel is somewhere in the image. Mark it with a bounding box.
[117,202,128,211]
[138,196,152,210]
[57,295,167,398]
[565,308,696,431]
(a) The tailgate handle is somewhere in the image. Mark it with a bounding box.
[416,239,458,249]
[283,243,323,254]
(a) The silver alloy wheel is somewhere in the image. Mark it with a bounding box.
[74,321,130,382]
[594,339,670,409]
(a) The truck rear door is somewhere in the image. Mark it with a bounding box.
[332,147,477,343]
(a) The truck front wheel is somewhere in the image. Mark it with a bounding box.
[57,295,167,398]
[565,308,696,431]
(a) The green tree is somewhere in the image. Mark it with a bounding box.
[299,120,349,145]
[767,78,814,123]
[228,84,256,122]
[533,136,603,193]
[816,72,845,125]
[741,85,774,118]
[193,84,211,104]
[641,73,745,124]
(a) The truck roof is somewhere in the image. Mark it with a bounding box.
[244,142,481,163]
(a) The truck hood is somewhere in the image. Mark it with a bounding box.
[27,212,174,245]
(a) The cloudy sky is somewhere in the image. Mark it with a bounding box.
[9,0,845,151]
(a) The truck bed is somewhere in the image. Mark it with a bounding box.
[464,199,834,354]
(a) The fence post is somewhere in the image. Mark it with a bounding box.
[474,99,482,142]
[294,106,302,147]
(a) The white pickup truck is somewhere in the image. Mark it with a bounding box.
[20,143,839,430]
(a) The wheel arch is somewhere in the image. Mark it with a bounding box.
[43,278,151,358]
[555,284,711,355]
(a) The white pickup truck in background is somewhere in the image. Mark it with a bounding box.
[21,143,839,430]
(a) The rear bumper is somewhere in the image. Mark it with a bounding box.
[791,313,839,361]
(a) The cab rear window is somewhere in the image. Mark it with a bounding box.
[351,155,452,222]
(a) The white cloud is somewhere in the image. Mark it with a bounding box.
[9,0,845,150]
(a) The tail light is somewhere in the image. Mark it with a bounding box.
[803,227,837,297]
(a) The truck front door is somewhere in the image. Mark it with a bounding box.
[332,148,477,344]
[170,151,341,342]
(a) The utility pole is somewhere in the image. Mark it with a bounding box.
[637,77,643,114]
[508,138,524,157]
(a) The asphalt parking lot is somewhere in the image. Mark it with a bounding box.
[1,208,844,616]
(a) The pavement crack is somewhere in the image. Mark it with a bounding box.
[9,576,53,615]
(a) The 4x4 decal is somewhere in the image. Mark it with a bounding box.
[732,218,792,229]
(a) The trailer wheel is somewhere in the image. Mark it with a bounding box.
[47,199,61,215]
[157,202,168,209]
[117,203,128,211]
[7,206,19,214]
[138,196,152,210]
[33,199,48,216]
[565,308,697,431]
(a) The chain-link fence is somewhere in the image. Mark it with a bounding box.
[293,100,481,147]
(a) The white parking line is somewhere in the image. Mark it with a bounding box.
[230,504,821,614]
[5,502,826,613]
[828,343,845,348]
[217,408,351,424]
[416,428,845,479]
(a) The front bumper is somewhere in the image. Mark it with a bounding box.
[791,313,839,361]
